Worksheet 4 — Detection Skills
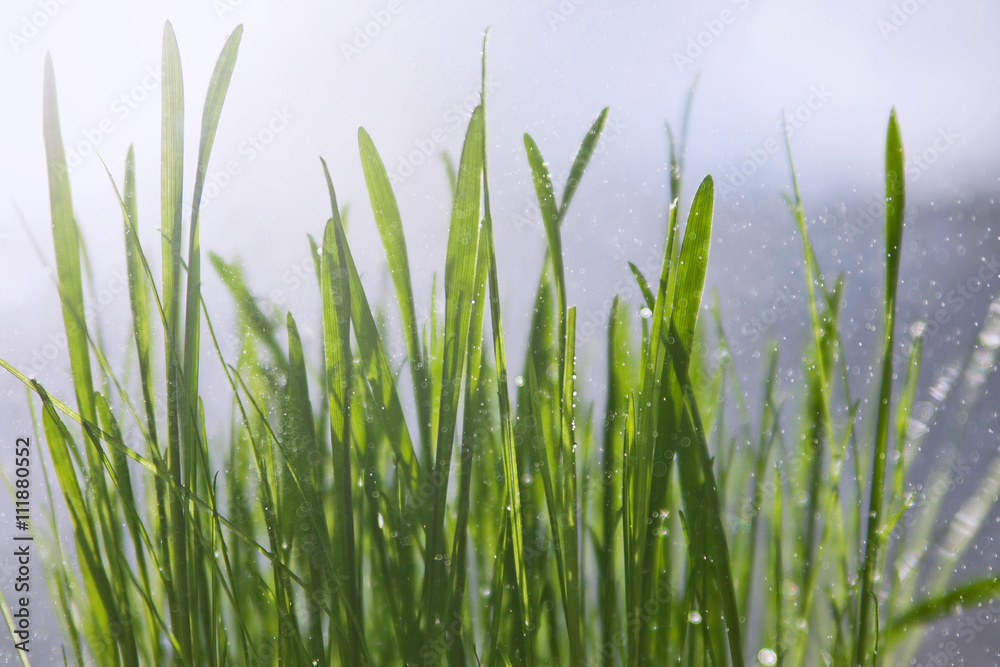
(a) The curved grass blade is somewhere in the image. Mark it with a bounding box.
[557,107,609,222]
[358,128,433,457]
[320,158,421,502]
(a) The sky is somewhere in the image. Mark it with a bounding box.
[1,0,999,660]
[1,2,998,337]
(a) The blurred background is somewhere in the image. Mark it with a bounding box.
[1,0,999,663]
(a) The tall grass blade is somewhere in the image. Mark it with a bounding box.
[321,200,366,662]
[424,104,484,636]
[358,128,433,457]
[855,109,905,665]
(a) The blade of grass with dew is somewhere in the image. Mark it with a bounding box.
[42,54,96,422]
[158,22,192,661]
[856,109,905,665]
[35,385,119,665]
[599,296,632,666]
[476,47,535,661]
[358,127,433,459]
[120,145,159,450]
[321,204,366,663]
[445,231,490,666]
[282,312,330,662]
[93,393,149,651]
[524,129,585,663]
[179,31,242,659]
[666,176,743,666]
[3,359,334,618]
[181,22,243,411]
[423,104,484,638]
[557,107,608,222]
[320,158,421,501]
[44,51,144,667]
[625,197,678,667]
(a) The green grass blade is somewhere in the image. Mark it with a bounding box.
[119,145,159,447]
[358,128,433,456]
[42,52,96,430]
[557,107,609,222]
[672,175,714,349]
[320,158,421,501]
[181,22,243,415]
[424,104,484,635]
[321,203,366,662]
[888,574,1000,637]
[158,21,191,662]
[283,312,329,662]
[478,54,534,662]
[856,109,905,665]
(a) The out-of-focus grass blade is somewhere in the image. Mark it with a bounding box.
[209,253,283,362]
[856,109,905,665]
[888,574,1000,637]
[358,127,433,457]
[667,75,698,204]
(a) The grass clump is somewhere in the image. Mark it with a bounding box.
[4,22,1000,667]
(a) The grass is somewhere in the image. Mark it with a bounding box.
[4,22,1000,666]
